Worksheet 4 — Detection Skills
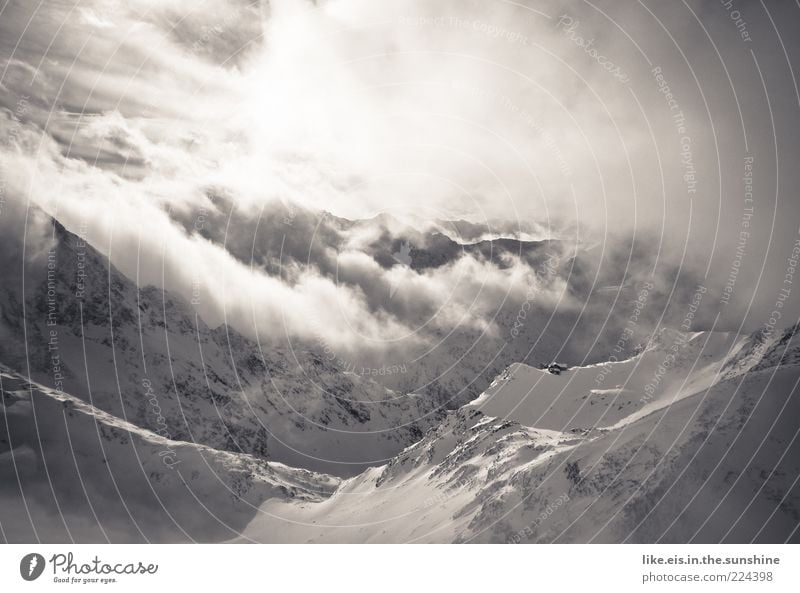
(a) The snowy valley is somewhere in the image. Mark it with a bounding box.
[1,212,798,543]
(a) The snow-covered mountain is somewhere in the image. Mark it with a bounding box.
[2,206,797,543]
[173,197,681,406]
[0,217,443,477]
[0,365,338,543]
[0,205,657,476]
[235,324,800,543]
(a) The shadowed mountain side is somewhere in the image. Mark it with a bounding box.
[0,367,338,543]
[0,212,443,477]
[235,325,800,543]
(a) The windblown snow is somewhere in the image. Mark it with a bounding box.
[1,214,798,543]
[234,325,800,543]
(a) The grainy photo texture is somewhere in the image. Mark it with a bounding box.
[0,0,799,544]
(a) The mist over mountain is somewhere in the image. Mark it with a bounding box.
[2,0,800,546]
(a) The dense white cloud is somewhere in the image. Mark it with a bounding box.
[2,0,799,351]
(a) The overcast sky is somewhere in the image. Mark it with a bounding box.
[1,0,799,351]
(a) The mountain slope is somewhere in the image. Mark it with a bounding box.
[235,324,800,543]
[0,216,443,476]
[0,366,338,543]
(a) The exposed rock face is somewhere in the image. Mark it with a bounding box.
[236,325,800,543]
[0,366,339,543]
[0,219,442,477]
[3,209,797,543]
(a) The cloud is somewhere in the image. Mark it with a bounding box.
[2,0,799,357]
